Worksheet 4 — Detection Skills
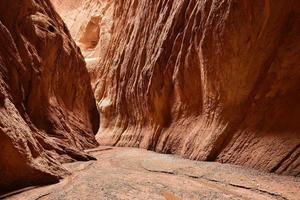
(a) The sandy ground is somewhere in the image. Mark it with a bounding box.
[3,147,300,200]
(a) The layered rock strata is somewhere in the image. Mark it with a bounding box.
[0,0,99,194]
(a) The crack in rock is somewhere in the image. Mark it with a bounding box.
[142,167,288,200]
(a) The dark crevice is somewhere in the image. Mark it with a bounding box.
[47,25,55,33]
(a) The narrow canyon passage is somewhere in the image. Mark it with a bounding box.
[4,147,300,200]
[0,0,300,199]
[51,0,300,176]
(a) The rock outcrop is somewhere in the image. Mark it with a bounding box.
[0,0,99,194]
[53,0,300,176]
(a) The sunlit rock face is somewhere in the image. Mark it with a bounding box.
[51,0,114,82]
[53,0,300,176]
[0,0,99,193]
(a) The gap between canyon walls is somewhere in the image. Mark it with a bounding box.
[52,0,300,177]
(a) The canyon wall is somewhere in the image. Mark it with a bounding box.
[0,0,99,194]
[51,0,114,80]
[54,0,300,176]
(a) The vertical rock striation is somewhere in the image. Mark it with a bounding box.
[94,0,300,176]
[0,0,99,194]
[52,0,300,176]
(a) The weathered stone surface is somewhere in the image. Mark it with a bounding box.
[0,0,99,194]
[51,0,114,80]
[6,147,300,200]
[53,0,300,176]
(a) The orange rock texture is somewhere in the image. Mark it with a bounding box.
[55,0,300,176]
[0,0,99,193]
[51,0,114,77]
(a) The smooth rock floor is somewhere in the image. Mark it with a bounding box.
[4,147,300,200]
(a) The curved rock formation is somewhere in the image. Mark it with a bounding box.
[0,0,99,194]
[95,0,300,176]
[53,0,300,176]
[51,0,114,78]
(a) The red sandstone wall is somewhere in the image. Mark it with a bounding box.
[52,0,300,176]
[0,0,99,193]
[94,0,300,176]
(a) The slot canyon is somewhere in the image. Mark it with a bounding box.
[0,0,300,199]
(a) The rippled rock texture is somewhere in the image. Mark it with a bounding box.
[54,0,300,176]
[0,0,99,194]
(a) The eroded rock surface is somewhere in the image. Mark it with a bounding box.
[96,0,300,176]
[0,0,99,194]
[51,0,114,79]
[5,147,300,200]
[53,0,300,176]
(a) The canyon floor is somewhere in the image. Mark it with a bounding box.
[3,147,300,200]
